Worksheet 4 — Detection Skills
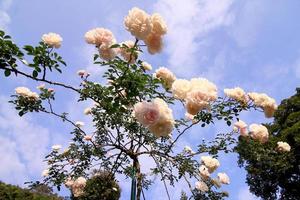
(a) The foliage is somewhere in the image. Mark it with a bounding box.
[0,181,63,200]
[73,171,120,200]
[235,88,300,200]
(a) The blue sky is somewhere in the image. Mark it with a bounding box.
[0,0,300,199]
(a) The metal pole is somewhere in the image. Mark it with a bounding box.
[130,167,136,200]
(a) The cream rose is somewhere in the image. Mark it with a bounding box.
[218,172,230,184]
[84,28,116,47]
[171,79,192,100]
[277,141,291,152]
[124,7,152,40]
[154,67,176,89]
[249,124,269,143]
[144,33,163,54]
[224,87,247,103]
[195,181,209,192]
[150,13,167,35]
[42,32,62,48]
[201,155,220,173]
[233,120,248,137]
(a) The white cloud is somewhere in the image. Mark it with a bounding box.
[0,0,12,31]
[153,0,234,77]
[294,57,300,78]
[229,0,266,47]
[0,95,50,185]
[237,187,257,200]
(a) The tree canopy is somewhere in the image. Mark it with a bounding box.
[235,88,300,200]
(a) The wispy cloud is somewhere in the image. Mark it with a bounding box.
[0,95,50,185]
[153,0,234,77]
[237,187,257,200]
[0,0,12,31]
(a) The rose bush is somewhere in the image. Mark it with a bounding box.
[0,7,289,200]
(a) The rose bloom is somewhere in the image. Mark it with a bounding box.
[195,181,209,192]
[144,33,163,54]
[52,144,62,151]
[37,84,45,90]
[217,172,230,184]
[153,98,174,121]
[199,165,210,179]
[148,118,174,137]
[233,120,248,137]
[171,79,192,100]
[71,177,87,197]
[277,141,291,152]
[84,135,92,141]
[141,61,152,71]
[99,44,119,61]
[124,7,152,40]
[134,98,174,137]
[185,90,211,115]
[154,67,176,89]
[42,32,62,48]
[15,86,39,100]
[120,40,136,63]
[249,124,269,143]
[150,13,167,35]
[190,78,217,100]
[224,87,247,103]
[185,112,194,121]
[248,92,277,118]
[183,146,194,154]
[77,70,88,77]
[84,107,92,115]
[84,28,116,46]
[64,178,74,188]
[133,101,160,127]
[41,169,49,177]
[75,121,85,127]
[201,155,220,173]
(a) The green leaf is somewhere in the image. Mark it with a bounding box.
[32,70,38,78]
[0,30,4,37]
[4,69,11,77]
[226,121,231,126]
[110,44,120,48]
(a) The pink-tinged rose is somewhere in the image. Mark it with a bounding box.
[133,102,160,126]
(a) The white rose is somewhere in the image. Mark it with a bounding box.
[277,141,291,152]
[217,172,230,184]
[201,155,220,173]
[154,67,176,89]
[83,107,92,115]
[41,169,49,177]
[124,7,152,40]
[199,165,210,179]
[99,44,118,61]
[144,33,163,54]
[141,61,152,71]
[75,121,85,127]
[52,144,62,151]
[84,28,116,46]
[150,13,167,35]
[42,32,62,48]
[249,124,269,143]
[224,87,247,103]
[195,181,208,192]
[171,79,192,100]
[120,40,136,63]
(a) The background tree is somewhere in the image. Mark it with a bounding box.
[235,88,300,200]
[74,170,120,200]
[0,181,63,200]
